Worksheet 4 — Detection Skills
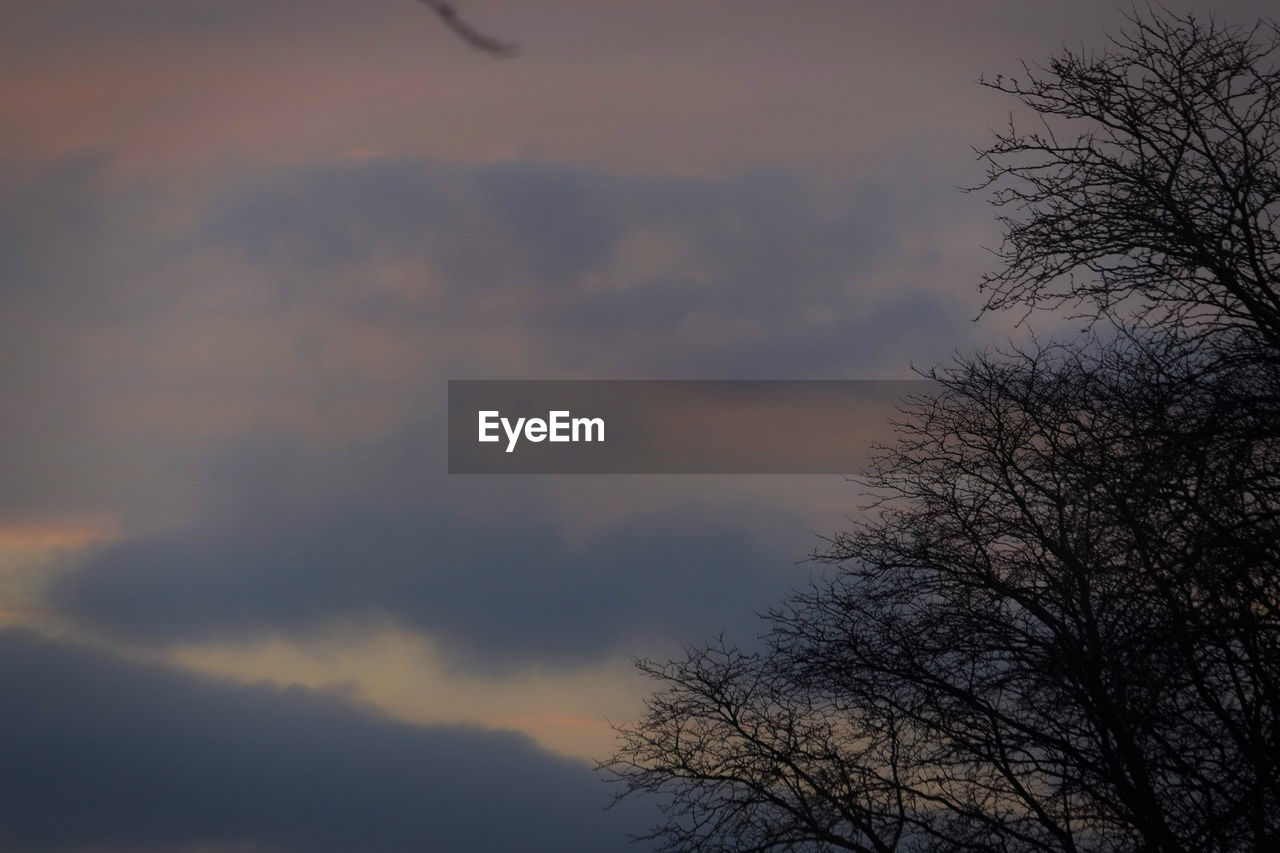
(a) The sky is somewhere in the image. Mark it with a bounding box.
[0,1,1266,851]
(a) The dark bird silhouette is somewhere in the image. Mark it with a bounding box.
[416,0,517,56]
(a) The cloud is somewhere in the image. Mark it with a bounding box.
[49,503,805,670]
[196,158,960,358]
[8,153,973,363]
[0,152,974,528]
[0,628,650,852]
[5,153,953,669]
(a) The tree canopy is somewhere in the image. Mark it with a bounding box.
[608,10,1280,852]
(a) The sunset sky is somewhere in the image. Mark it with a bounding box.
[0,1,1263,850]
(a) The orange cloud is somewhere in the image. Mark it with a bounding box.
[0,516,118,550]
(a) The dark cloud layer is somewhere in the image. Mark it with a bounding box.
[3,152,974,370]
[196,157,966,369]
[50,504,805,669]
[0,629,649,852]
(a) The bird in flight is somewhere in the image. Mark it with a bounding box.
[416,0,517,56]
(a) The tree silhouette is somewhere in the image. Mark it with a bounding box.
[608,10,1280,852]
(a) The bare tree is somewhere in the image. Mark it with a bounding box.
[613,336,1279,852]
[608,9,1280,852]
[977,10,1280,357]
